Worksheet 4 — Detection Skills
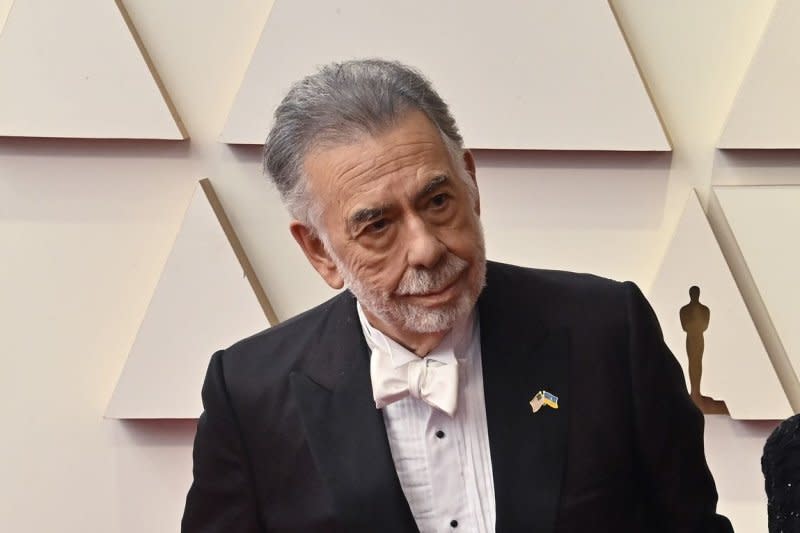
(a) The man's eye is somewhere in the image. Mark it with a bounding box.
[367,219,388,233]
[430,193,449,208]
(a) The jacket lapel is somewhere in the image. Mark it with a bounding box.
[479,263,571,533]
[290,294,418,533]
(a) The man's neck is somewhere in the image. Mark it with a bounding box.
[361,307,449,357]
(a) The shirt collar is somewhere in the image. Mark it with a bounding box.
[356,300,476,369]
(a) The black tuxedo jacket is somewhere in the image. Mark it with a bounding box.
[182,261,732,532]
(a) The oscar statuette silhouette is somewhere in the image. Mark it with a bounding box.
[679,286,728,415]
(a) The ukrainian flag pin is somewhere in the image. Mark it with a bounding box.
[530,390,559,413]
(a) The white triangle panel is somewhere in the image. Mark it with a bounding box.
[0,0,186,139]
[106,183,269,419]
[718,0,800,148]
[221,0,669,150]
[649,190,791,419]
[715,186,800,402]
[0,0,12,34]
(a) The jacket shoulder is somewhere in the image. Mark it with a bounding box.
[487,260,627,300]
[484,261,642,328]
[214,291,355,389]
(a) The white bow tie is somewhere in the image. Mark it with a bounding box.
[370,348,459,416]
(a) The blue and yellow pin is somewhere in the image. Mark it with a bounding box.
[530,390,559,413]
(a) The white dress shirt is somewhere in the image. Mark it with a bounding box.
[357,303,496,533]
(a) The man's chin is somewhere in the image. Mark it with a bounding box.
[399,311,460,334]
[411,273,483,332]
[397,293,475,334]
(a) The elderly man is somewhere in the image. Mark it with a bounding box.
[182,59,732,532]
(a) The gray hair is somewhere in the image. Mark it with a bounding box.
[262,58,470,231]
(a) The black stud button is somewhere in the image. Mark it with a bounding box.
[435,430,445,439]
[450,519,458,528]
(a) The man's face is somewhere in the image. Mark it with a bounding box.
[298,110,486,335]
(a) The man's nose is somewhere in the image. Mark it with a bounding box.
[405,216,446,269]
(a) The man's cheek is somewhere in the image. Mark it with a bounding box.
[352,257,393,289]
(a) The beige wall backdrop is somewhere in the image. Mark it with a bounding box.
[2,1,797,531]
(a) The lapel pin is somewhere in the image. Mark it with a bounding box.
[530,390,559,413]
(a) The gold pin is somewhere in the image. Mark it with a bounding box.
[530,390,559,413]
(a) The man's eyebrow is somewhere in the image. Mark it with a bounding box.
[349,206,386,229]
[416,175,449,201]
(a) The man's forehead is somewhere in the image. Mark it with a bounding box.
[304,138,451,200]
[343,170,452,214]
[346,174,451,225]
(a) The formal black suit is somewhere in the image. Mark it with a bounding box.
[182,261,732,532]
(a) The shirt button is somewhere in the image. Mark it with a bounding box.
[450,519,458,528]
[435,430,445,439]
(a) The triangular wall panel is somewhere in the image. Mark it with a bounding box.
[649,190,791,419]
[715,186,800,403]
[106,180,274,419]
[0,0,186,139]
[221,0,669,150]
[0,0,12,34]
[718,0,800,148]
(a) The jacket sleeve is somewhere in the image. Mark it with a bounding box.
[181,350,264,533]
[623,282,733,533]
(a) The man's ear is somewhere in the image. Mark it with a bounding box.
[289,221,344,289]
[463,150,480,216]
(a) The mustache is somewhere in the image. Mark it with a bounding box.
[395,253,469,296]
